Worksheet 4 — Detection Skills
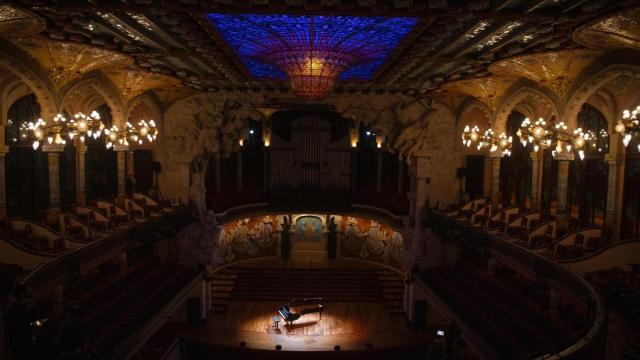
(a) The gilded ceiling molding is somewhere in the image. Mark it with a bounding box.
[12,37,133,90]
[0,47,56,119]
[489,49,601,101]
[494,81,561,134]
[0,4,46,37]
[573,8,640,51]
[442,76,516,113]
[103,69,182,106]
[564,63,640,131]
[59,77,126,127]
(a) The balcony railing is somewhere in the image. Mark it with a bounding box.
[424,211,606,360]
[18,207,194,302]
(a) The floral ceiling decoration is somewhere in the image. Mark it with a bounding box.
[0,4,45,37]
[103,69,182,103]
[207,13,417,100]
[442,76,516,110]
[489,49,601,99]
[12,37,133,89]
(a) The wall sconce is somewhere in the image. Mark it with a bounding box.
[375,133,384,149]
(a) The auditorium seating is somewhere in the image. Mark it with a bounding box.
[421,259,578,359]
[61,255,194,358]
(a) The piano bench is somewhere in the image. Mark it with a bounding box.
[272,316,281,330]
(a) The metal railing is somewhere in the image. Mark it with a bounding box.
[425,211,606,360]
[18,207,193,302]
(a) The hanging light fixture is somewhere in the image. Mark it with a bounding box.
[71,111,105,143]
[517,117,608,160]
[461,125,512,156]
[24,113,71,150]
[615,105,640,151]
[106,119,158,149]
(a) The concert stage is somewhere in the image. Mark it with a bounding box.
[182,260,433,359]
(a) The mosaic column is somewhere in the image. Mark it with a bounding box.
[0,146,8,220]
[114,145,129,198]
[605,153,620,236]
[530,152,542,210]
[75,144,87,206]
[126,150,135,180]
[43,144,65,208]
[489,154,502,210]
[555,153,574,230]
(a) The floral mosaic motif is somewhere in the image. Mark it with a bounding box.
[207,13,417,81]
[340,216,404,263]
[295,216,323,241]
[217,215,278,262]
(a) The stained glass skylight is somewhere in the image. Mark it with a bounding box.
[207,14,418,82]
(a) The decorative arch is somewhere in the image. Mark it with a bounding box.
[456,97,493,127]
[0,47,55,120]
[494,80,562,133]
[565,63,640,131]
[59,76,125,126]
[126,92,163,124]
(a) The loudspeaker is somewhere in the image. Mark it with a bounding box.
[187,297,201,326]
[152,161,162,173]
[456,167,466,179]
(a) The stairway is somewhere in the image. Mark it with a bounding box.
[377,269,405,314]
[210,268,238,314]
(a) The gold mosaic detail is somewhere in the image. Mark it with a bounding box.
[442,76,516,109]
[0,5,45,37]
[573,8,640,50]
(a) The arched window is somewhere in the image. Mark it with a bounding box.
[6,94,49,218]
[501,111,531,208]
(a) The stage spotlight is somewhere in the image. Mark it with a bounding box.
[436,329,445,338]
[275,344,282,350]
[334,345,341,351]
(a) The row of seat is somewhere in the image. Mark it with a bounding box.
[422,262,578,358]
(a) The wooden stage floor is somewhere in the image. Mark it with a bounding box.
[183,300,431,352]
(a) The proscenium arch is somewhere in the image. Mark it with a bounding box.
[58,76,125,127]
[494,80,562,134]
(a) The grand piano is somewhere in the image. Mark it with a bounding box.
[278,297,325,325]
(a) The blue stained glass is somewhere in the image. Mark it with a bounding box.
[207,13,417,81]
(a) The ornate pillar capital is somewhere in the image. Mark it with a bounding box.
[604,153,621,165]
[113,144,130,152]
[0,146,9,155]
[42,144,66,153]
[554,152,574,162]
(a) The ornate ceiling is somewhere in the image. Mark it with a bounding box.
[0,0,638,101]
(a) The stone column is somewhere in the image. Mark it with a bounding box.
[237,151,243,191]
[376,150,383,192]
[397,159,404,196]
[489,154,502,210]
[263,147,270,191]
[215,153,221,193]
[75,144,87,205]
[413,155,430,236]
[0,146,8,220]
[605,153,620,236]
[43,144,65,208]
[530,152,542,210]
[126,150,135,180]
[114,145,129,199]
[351,148,358,193]
[555,153,574,230]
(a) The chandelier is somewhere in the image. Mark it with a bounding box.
[516,117,607,160]
[615,104,640,152]
[106,119,158,149]
[268,50,352,100]
[24,112,106,150]
[461,125,513,156]
[25,112,157,150]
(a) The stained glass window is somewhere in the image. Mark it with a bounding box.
[207,13,417,81]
